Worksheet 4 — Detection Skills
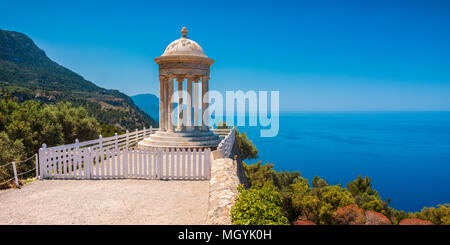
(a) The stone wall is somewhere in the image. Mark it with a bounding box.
[205,142,247,225]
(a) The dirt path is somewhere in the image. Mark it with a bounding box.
[0,179,209,225]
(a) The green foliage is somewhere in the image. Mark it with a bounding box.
[235,129,258,160]
[312,176,328,188]
[216,121,229,129]
[0,132,25,185]
[243,161,306,221]
[231,185,289,225]
[346,175,393,219]
[0,29,156,130]
[243,161,303,191]
[390,209,412,225]
[347,175,377,197]
[1,97,101,155]
[414,204,450,225]
[0,97,101,187]
[100,124,125,138]
[291,184,356,224]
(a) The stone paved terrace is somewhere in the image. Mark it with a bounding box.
[0,179,209,225]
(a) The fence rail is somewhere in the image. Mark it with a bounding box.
[45,126,157,152]
[217,127,236,158]
[0,153,38,187]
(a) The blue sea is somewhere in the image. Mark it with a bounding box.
[216,112,450,212]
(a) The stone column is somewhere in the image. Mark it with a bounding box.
[167,75,174,132]
[186,77,193,132]
[158,76,166,131]
[201,76,209,131]
[177,77,184,131]
[193,78,200,130]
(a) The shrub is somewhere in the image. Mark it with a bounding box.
[292,185,356,224]
[231,185,289,225]
[332,204,366,225]
[364,211,391,225]
[414,204,450,225]
[399,218,433,225]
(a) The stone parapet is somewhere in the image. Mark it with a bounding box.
[205,142,248,225]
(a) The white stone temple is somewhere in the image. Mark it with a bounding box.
[138,27,221,148]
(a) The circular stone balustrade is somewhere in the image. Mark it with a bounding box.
[138,130,221,148]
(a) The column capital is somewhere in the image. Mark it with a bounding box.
[193,76,201,83]
[176,75,185,82]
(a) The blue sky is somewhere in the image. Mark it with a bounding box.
[2,0,450,111]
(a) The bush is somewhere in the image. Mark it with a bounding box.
[0,132,25,187]
[414,204,450,225]
[332,204,366,225]
[101,124,125,137]
[244,161,303,190]
[231,185,289,225]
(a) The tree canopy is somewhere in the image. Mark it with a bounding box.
[0,97,102,187]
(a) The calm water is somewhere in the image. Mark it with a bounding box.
[218,112,450,212]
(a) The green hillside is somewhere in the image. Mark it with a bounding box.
[0,29,156,130]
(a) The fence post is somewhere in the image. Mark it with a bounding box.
[150,126,153,136]
[99,135,103,152]
[38,148,43,179]
[205,148,211,180]
[41,144,47,179]
[135,128,138,143]
[35,153,39,178]
[158,149,163,180]
[125,130,129,148]
[12,161,19,187]
[143,126,146,138]
[90,147,94,179]
[124,147,128,178]
[115,132,118,150]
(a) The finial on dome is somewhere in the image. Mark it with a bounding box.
[181,27,188,38]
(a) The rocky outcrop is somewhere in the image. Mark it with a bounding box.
[205,142,247,225]
[364,211,391,225]
[399,218,433,225]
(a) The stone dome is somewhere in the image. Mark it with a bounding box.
[161,27,208,57]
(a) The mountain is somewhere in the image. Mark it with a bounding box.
[131,93,159,120]
[0,29,156,130]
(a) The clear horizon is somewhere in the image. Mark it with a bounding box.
[2,0,450,111]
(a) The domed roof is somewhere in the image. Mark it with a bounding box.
[161,27,208,57]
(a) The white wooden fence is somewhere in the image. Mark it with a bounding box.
[38,127,211,180]
[217,127,236,158]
